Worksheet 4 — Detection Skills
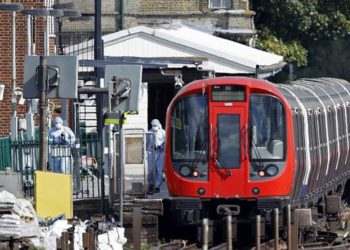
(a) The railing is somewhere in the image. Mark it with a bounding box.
[0,137,11,171]
[0,129,151,201]
[0,133,101,199]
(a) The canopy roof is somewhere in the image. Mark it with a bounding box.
[68,24,285,77]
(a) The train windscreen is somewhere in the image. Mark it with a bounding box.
[171,94,208,161]
[249,94,286,161]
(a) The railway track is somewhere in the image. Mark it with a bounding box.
[157,205,350,250]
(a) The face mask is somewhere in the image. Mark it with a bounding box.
[55,123,63,130]
[152,126,159,132]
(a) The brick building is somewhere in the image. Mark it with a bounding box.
[0,0,256,137]
[59,0,255,45]
[56,0,257,129]
[0,0,47,137]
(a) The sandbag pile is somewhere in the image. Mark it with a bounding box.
[0,191,40,240]
[0,214,21,238]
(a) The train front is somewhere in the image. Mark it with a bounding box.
[164,77,295,201]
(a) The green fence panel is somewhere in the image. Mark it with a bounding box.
[0,137,11,171]
[0,133,100,198]
[80,133,99,157]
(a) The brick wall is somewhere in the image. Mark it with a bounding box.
[59,0,117,33]
[131,0,253,41]
[59,0,254,40]
[0,0,46,137]
[138,0,201,14]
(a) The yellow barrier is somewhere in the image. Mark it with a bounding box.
[35,171,73,219]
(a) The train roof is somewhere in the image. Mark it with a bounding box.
[276,78,350,110]
[174,76,350,111]
[177,76,280,96]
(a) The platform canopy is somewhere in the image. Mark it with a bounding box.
[68,23,285,77]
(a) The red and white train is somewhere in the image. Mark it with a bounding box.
[162,76,350,244]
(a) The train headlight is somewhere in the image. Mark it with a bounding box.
[258,170,265,177]
[265,164,279,176]
[192,170,199,177]
[179,165,192,177]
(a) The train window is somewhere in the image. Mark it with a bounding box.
[314,111,321,147]
[308,114,314,148]
[217,114,240,168]
[249,94,286,160]
[292,111,299,150]
[171,94,208,161]
[347,105,350,134]
[299,113,305,149]
[329,108,335,141]
[319,111,326,145]
[211,85,245,102]
[339,107,345,137]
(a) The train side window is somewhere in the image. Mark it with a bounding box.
[336,107,342,138]
[308,112,314,149]
[314,111,320,148]
[299,113,305,149]
[339,106,346,137]
[292,111,299,150]
[347,105,350,134]
[322,110,327,143]
[331,108,336,141]
[328,108,334,141]
[319,111,326,145]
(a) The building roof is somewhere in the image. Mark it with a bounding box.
[68,24,285,77]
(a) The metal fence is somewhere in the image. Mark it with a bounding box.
[0,128,152,201]
[0,137,11,171]
[0,134,102,199]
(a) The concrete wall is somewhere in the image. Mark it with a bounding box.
[0,172,23,198]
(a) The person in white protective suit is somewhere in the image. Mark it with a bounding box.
[48,116,76,174]
[147,119,166,194]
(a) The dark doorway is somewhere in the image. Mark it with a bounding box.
[148,82,176,130]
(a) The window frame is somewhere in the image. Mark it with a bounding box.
[208,0,232,9]
[170,93,209,162]
[249,94,287,161]
[217,113,241,169]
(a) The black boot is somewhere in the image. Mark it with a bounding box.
[147,184,154,194]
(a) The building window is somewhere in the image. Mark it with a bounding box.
[209,0,232,9]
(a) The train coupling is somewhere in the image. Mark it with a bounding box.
[216,204,240,216]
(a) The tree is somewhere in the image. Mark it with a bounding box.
[253,0,350,67]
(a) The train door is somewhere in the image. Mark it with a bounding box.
[210,106,247,196]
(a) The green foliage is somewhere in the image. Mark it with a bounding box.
[254,0,350,41]
[257,29,307,66]
[253,0,350,67]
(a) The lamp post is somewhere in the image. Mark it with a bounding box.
[52,5,81,125]
[46,9,64,55]
[55,9,82,55]
[22,8,50,140]
[52,5,82,193]
[21,7,63,171]
[0,3,24,140]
